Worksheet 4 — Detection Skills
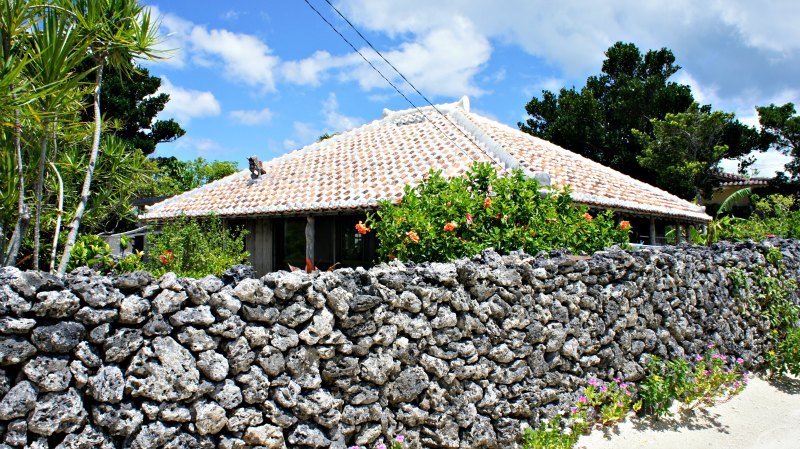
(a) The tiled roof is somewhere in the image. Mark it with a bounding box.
[141,97,711,223]
[715,172,771,187]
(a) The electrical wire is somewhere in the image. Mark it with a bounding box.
[302,0,506,168]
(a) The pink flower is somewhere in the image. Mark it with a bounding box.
[600,386,608,393]
[395,435,405,443]
[625,390,632,396]
[704,370,710,376]
[613,377,621,383]
[695,355,703,361]
[708,343,715,349]
[570,407,578,414]
[736,358,744,364]
[465,213,473,225]
[732,382,741,388]
[578,396,588,404]
[588,378,599,386]
[721,355,728,362]
[620,383,628,390]
[617,401,624,407]
[712,353,721,359]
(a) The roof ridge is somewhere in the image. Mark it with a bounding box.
[467,113,706,213]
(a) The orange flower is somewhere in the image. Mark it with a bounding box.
[443,221,458,232]
[406,230,420,243]
[159,250,174,266]
[465,213,473,225]
[483,197,492,208]
[619,220,631,231]
[583,212,593,222]
[355,221,371,235]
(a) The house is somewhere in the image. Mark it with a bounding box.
[140,97,711,274]
[703,172,771,212]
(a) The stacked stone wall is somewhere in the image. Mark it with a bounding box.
[0,239,798,449]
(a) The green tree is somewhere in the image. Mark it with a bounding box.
[519,42,762,191]
[80,62,185,155]
[58,0,162,274]
[148,157,239,197]
[757,103,800,182]
[635,104,733,200]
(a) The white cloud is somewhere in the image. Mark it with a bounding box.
[711,0,800,55]
[174,136,231,159]
[322,93,363,131]
[720,150,793,177]
[222,9,240,21]
[230,107,274,125]
[157,76,221,124]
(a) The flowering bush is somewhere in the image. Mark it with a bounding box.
[366,163,631,263]
[145,214,249,278]
[639,347,748,417]
[521,411,588,449]
[578,378,640,425]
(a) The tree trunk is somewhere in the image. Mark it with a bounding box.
[3,107,30,267]
[33,118,50,270]
[58,59,103,274]
[48,161,64,274]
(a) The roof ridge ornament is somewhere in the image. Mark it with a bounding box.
[248,156,266,180]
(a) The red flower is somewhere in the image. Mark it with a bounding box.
[406,230,420,243]
[355,221,371,235]
[483,197,492,208]
[465,213,473,225]
[583,212,593,222]
[443,222,458,232]
[619,220,631,231]
[159,250,174,266]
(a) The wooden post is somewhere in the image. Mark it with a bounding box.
[676,223,683,244]
[649,217,657,246]
[305,216,315,272]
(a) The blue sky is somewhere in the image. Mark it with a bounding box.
[144,0,800,177]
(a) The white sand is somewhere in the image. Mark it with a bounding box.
[577,375,800,449]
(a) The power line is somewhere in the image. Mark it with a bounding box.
[302,0,503,168]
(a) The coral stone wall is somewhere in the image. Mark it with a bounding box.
[0,239,797,449]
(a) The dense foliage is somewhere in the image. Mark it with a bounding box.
[635,104,734,200]
[717,194,800,242]
[79,62,185,155]
[145,214,249,278]
[148,156,239,197]
[757,103,800,183]
[366,163,631,263]
[519,42,763,198]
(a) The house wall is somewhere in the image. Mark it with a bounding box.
[0,239,795,448]
[229,219,274,275]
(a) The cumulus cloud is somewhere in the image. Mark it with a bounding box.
[157,76,221,124]
[322,93,363,131]
[230,107,274,125]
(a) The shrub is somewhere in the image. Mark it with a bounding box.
[718,194,800,241]
[639,348,748,417]
[366,163,630,263]
[145,214,249,278]
[67,234,143,274]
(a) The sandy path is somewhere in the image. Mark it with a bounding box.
[577,375,800,449]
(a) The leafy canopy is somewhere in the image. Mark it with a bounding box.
[366,163,631,263]
[757,102,800,183]
[519,42,763,194]
[635,104,733,200]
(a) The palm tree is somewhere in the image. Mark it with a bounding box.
[0,0,36,267]
[26,6,91,269]
[57,0,161,273]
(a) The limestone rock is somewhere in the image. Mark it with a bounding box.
[27,388,86,436]
[23,356,71,392]
[127,336,199,401]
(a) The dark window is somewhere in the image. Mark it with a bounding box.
[277,218,306,270]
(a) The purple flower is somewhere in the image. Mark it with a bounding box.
[695,355,703,361]
[712,353,721,359]
[349,446,361,449]
[743,377,750,385]
[617,401,624,407]
[589,378,600,386]
[721,355,728,362]
[570,407,578,414]
[736,358,744,364]
[704,370,711,376]
[395,435,405,443]
[613,377,621,383]
[600,386,608,393]
[732,382,740,388]
[578,396,588,404]
[620,383,628,390]
[625,390,632,396]
[708,343,715,349]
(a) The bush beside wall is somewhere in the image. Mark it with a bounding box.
[0,239,797,449]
